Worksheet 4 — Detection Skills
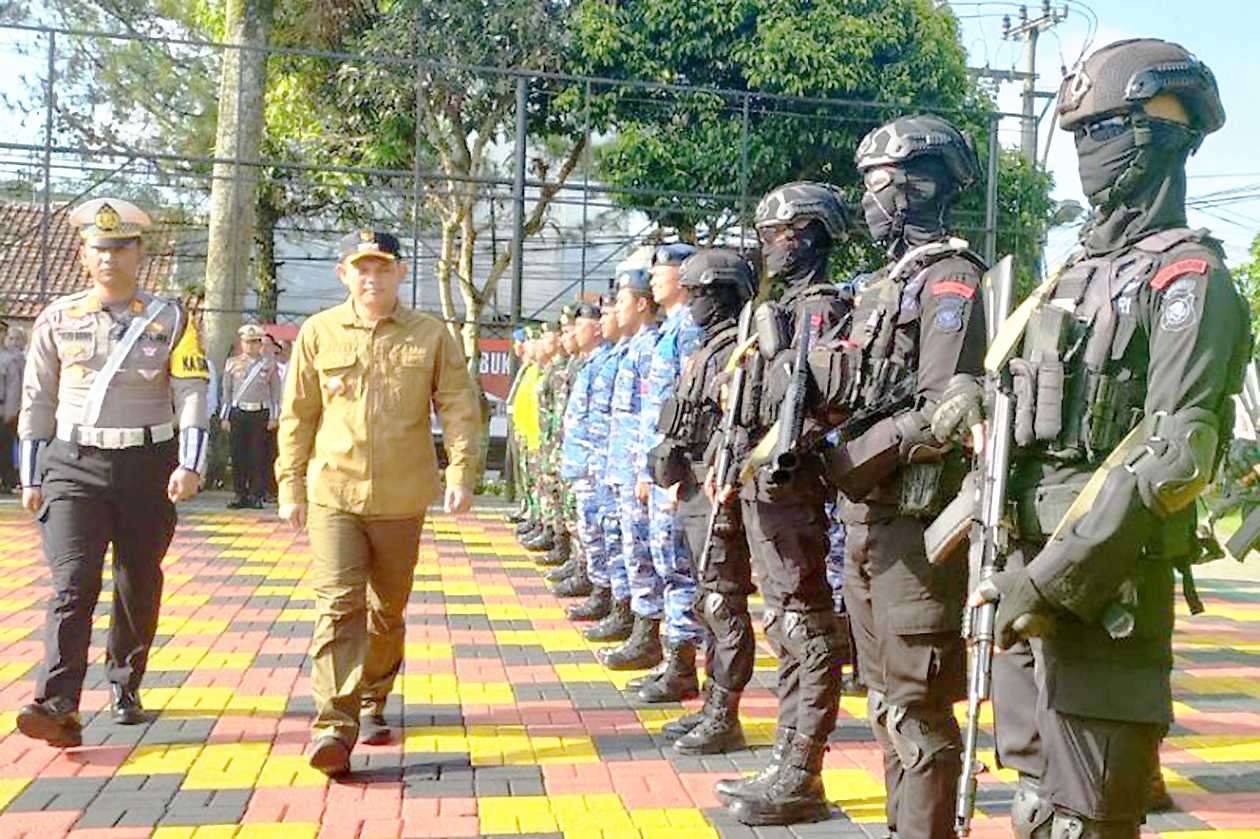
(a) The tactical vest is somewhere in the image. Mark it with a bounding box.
[842,239,986,414]
[1011,227,1230,467]
[657,324,738,459]
[841,239,986,513]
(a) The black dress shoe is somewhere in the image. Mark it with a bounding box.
[110,685,147,725]
[16,702,82,748]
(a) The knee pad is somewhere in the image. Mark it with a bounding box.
[1012,777,1054,839]
[886,703,961,772]
[1049,812,1139,839]
[700,592,750,639]
[867,688,889,728]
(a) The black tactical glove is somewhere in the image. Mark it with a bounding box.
[931,373,984,445]
[972,568,1055,649]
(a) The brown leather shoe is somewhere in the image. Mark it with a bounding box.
[308,735,351,777]
[360,711,392,746]
[16,702,82,748]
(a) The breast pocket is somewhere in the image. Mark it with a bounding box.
[55,329,97,366]
[391,345,431,410]
[315,349,359,401]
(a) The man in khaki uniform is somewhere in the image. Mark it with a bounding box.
[16,198,209,747]
[276,229,480,777]
[220,323,282,508]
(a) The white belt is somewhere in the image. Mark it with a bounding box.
[234,402,266,412]
[57,421,175,449]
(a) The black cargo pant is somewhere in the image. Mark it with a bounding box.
[35,438,177,711]
[229,407,270,501]
[677,477,756,693]
[0,418,18,489]
[994,543,1165,833]
[741,475,841,741]
[843,511,965,839]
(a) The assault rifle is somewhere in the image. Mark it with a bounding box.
[698,302,758,576]
[953,255,1016,837]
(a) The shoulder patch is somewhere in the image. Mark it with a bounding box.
[931,279,976,299]
[1151,258,1209,291]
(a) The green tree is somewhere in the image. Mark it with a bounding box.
[337,0,587,377]
[1233,232,1260,343]
[568,0,1054,289]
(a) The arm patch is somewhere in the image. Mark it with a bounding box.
[1151,258,1209,291]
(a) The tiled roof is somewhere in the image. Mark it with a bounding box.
[0,200,176,320]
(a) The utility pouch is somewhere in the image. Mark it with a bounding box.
[754,302,790,360]
[656,395,687,437]
[1035,361,1065,441]
[1013,483,1079,542]
[898,454,968,518]
[1011,358,1037,447]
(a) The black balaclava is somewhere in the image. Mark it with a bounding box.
[688,286,741,337]
[763,219,831,287]
[1076,117,1196,256]
[861,158,953,257]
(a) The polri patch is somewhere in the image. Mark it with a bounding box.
[1160,279,1199,332]
[934,303,964,333]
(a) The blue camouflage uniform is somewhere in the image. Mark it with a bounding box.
[588,338,630,596]
[607,320,660,618]
[824,499,846,614]
[636,305,706,645]
[561,341,611,588]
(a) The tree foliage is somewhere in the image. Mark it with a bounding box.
[1233,232,1260,347]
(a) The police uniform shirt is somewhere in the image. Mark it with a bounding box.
[19,289,209,441]
[221,352,282,415]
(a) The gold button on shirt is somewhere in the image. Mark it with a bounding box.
[276,300,481,517]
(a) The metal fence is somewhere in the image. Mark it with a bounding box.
[0,22,1040,340]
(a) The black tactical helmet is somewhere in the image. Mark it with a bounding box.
[678,249,757,299]
[855,114,980,190]
[652,242,698,267]
[1057,38,1224,136]
[754,181,850,241]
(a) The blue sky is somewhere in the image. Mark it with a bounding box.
[950,0,1258,265]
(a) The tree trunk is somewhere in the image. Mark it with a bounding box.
[435,219,460,343]
[203,0,274,366]
[457,209,481,381]
[254,185,280,323]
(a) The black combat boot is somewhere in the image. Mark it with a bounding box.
[523,526,556,552]
[567,586,612,622]
[626,658,670,692]
[715,726,794,805]
[110,684,147,725]
[598,616,663,671]
[727,731,831,826]
[662,680,710,740]
[544,557,580,583]
[584,597,633,642]
[674,684,744,754]
[638,641,699,703]
[505,503,529,524]
[1148,771,1175,812]
[537,535,571,567]
[515,518,539,537]
[551,568,592,598]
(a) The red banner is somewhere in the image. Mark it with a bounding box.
[479,337,511,401]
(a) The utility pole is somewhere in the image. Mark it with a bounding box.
[1003,2,1068,164]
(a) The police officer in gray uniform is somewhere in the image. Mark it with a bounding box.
[16,198,210,747]
[824,115,988,839]
[939,40,1248,838]
[221,323,282,509]
[647,248,757,755]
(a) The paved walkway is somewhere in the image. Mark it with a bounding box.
[0,494,1256,838]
